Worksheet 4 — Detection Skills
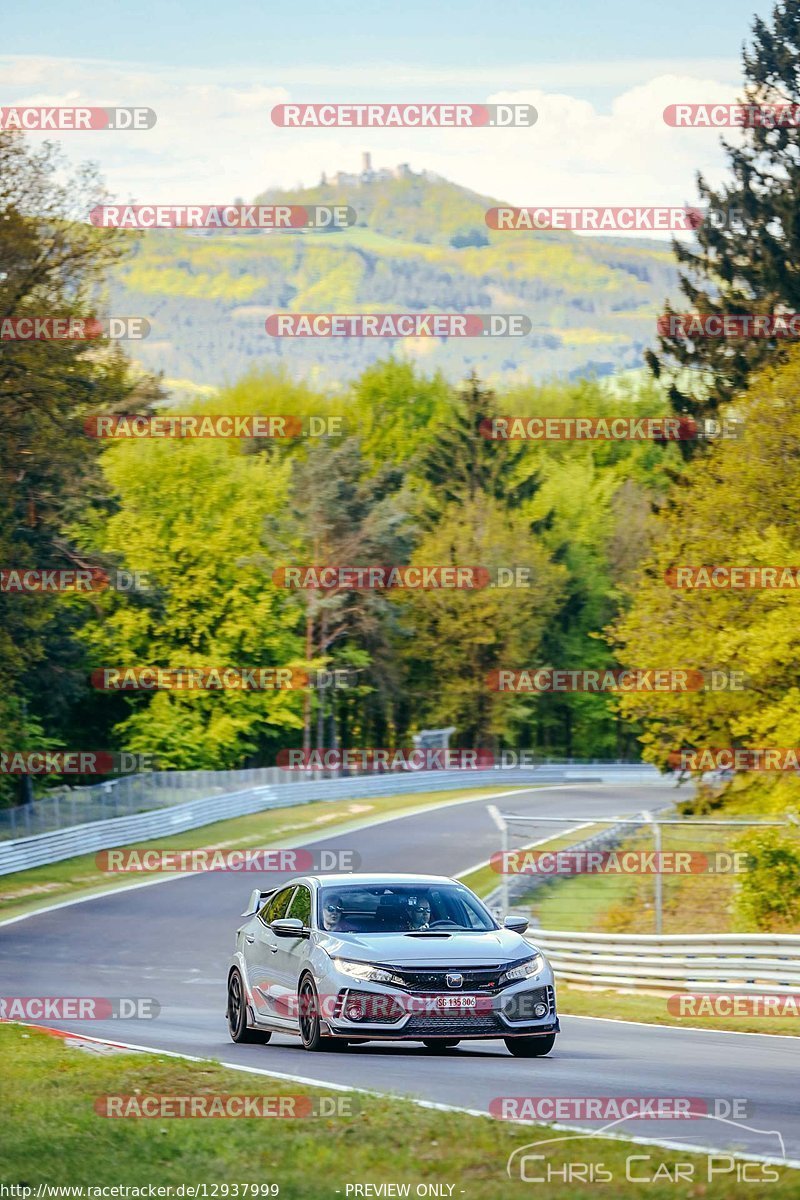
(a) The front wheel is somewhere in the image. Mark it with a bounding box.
[422,1039,460,1051]
[298,975,334,1051]
[504,1033,556,1058]
[227,969,272,1044]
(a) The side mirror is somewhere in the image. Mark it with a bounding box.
[504,914,529,934]
[270,917,307,938]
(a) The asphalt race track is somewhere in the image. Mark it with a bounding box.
[2,782,798,1165]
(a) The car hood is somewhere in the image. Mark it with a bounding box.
[317,928,537,964]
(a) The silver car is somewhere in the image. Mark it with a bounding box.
[226,872,558,1056]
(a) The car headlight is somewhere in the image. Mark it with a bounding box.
[333,957,399,984]
[499,953,544,985]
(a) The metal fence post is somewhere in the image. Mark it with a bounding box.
[486,804,509,916]
[642,810,663,935]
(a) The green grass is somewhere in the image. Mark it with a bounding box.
[1,1024,795,1196]
[522,822,800,936]
[461,826,800,1037]
[457,824,608,908]
[557,983,800,1037]
[0,785,528,924]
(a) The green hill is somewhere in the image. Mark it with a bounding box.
[109,165,679,395]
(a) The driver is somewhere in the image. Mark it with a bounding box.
[409,897,432,930]
[321,894,357,932]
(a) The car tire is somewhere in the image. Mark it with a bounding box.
[227,968,272,1044]
[298,974,335,1052]
[422,1039,460,1051]
[504,1034,556,1058]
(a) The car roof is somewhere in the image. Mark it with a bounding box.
[303,873,457,887]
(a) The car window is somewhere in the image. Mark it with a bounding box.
[259,886,295,926]
[286,885,312,927]
[316,884,496,932]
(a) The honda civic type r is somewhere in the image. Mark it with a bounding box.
[227,873,559,1055]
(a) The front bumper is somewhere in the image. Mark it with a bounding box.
[322,980,559,1040]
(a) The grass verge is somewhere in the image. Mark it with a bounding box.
[556,983,799,1037]
[1,1024,795,1197]
[460,828,800,1037]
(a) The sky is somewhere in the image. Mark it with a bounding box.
[1,0,775,235]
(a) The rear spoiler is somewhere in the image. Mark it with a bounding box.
[241,887,276,917]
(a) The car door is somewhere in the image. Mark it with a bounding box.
[274,884,314,1028]
[246,885,296,1025]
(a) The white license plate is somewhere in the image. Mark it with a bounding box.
[434,995,477,1010]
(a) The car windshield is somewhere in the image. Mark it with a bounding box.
[317,884,497,933]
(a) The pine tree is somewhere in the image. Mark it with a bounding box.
[419,372,539,507]
[650,1,800,424]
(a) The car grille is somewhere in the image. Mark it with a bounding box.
[383,964,511,993]
[405,1012,502,1035]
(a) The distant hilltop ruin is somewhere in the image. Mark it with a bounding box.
[320,152,424,187]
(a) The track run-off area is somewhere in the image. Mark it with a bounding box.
[2,778,797,1166]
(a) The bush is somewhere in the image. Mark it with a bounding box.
[733,828,800,931]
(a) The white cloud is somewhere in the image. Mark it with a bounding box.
[0,56,747,235]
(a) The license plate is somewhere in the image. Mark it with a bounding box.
[434,995,477,1010]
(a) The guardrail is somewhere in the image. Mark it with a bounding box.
[528,929,800,994]
[0,762,665,876]
[0,759,659,840]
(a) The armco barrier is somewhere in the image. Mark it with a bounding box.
[528,929,800,995]
[0,763,666,878]
[0,763,663,876]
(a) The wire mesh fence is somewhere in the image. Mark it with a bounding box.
[485,809,800,935]
[0,757,651,841]
[0,767,301,840]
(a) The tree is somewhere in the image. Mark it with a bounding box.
[418,372,539,508]
[81,376,322,768]
[398,495,567,744]
[0,133,160,801]
[263,436,414,752]
[611,347,800,809]
[649,1,800,424]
